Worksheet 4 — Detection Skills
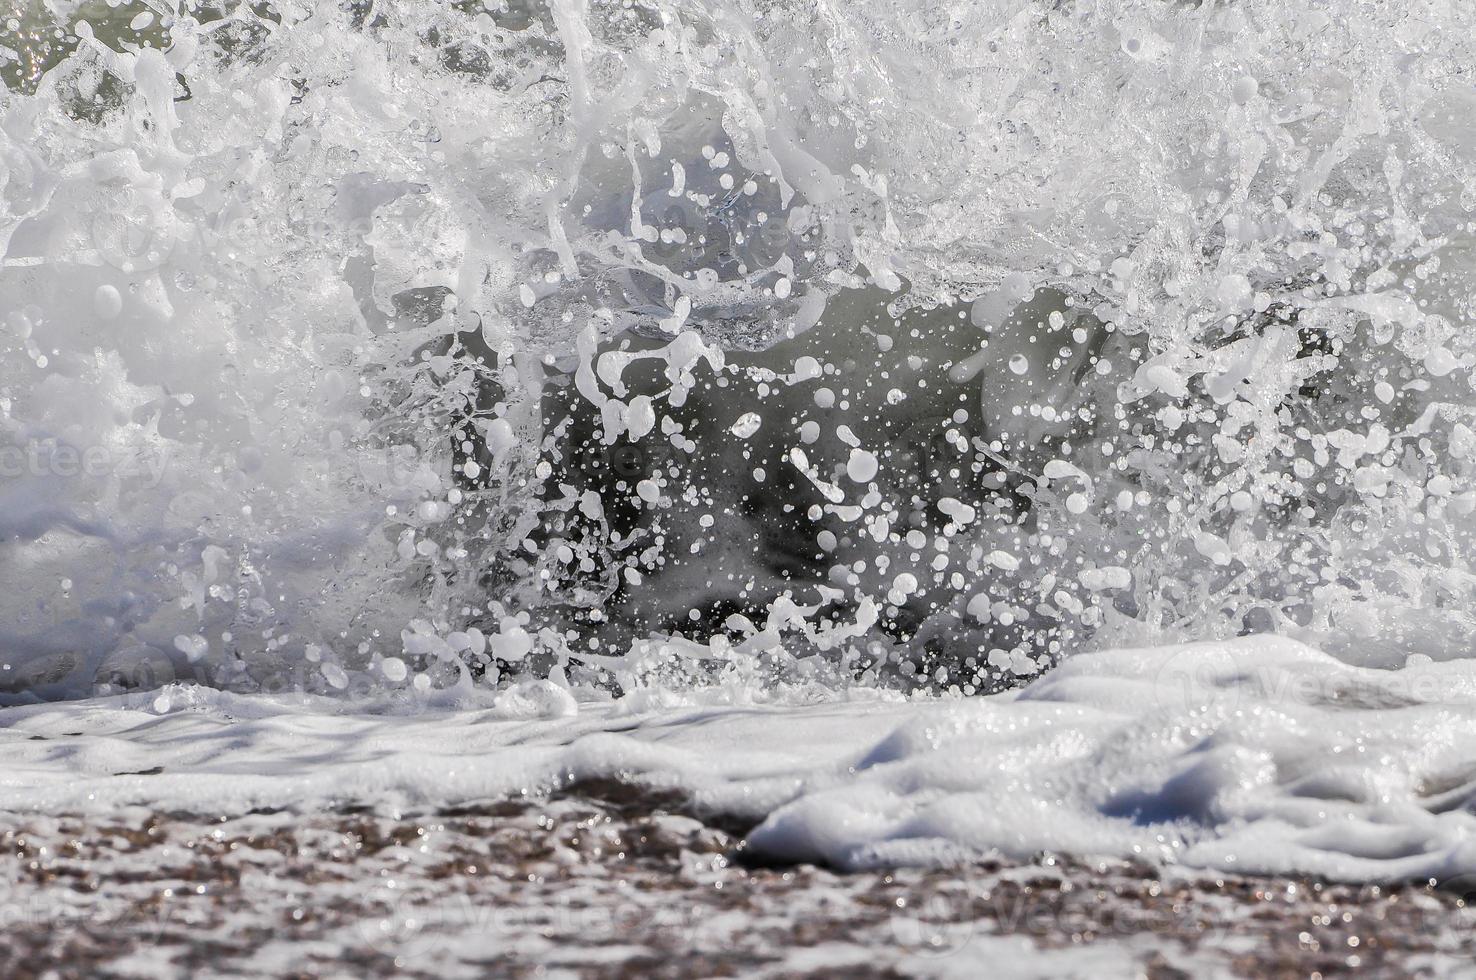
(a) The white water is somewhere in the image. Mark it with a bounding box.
[2,0,1476,887]
[9,635,1476,885]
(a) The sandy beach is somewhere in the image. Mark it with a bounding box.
[3,780,1474,979]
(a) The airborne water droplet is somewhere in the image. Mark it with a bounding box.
[730,412,762,439]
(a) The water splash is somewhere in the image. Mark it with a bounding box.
[1,0,1473,701]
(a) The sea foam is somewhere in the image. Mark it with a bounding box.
[6,635,1476,886]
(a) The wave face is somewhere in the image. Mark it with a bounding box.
[1,0,1474,700]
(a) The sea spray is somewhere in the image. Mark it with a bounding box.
[0,0,1473,700]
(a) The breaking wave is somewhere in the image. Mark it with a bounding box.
[2,0,1474,702]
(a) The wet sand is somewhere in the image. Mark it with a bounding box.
[2,781,1473,978]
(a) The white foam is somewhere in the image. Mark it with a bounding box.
[7,636,1476,885]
